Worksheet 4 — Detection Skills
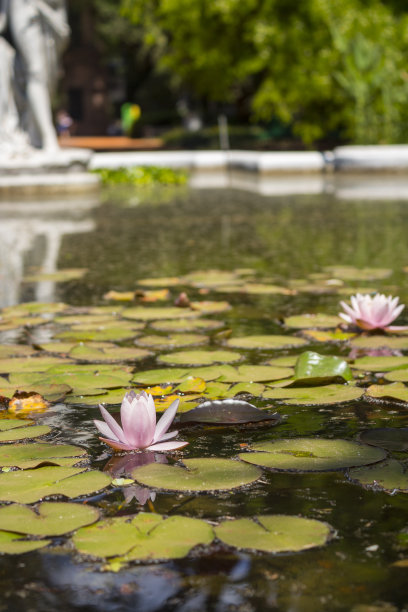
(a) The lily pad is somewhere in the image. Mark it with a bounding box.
[132,368,190,385]
[301,330,356,343]
[0,383,71,404]
[292,351,353,385]
[352,356,408,372]
[384,369,408,382]
[0,356,72,374]
[149,318,223,332]
[137,277,182,287]
[69,344,151,363]
[135,333,208,349]
[56,326,143,342]
[0,345,36,358]
[225,335,307,350]
[179,399,280,425]
[73,512,214,561]
[0,466,111,503]
[283,314,343,329]
[23,268,87,283]
[0,531,50,554]
[350,336,408,351]
[348,459,408,493]
[323,266,392,281]
[176,376,207,393]
[227,382,265,396]
[133,458,261,491]
[215,515,331,553]
[267,356,298,367]
[2,302,67,316]
[189,301,231,314]
[219,365,293,383]
[239,438,386,471]
[263,384,364,405]
[0,419,51,443]
[359,428,408,452]
[0,502,99,536]
[65,388,130,406]
[158,350,242,366]
[366,383,408,403]
[123,307,198,321]
[0,442,87,468]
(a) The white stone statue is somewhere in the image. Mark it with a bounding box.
[0,0,70,157]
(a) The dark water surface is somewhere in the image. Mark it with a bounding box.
[0,182,407,611]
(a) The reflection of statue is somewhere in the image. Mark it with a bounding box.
[0,0,70,155]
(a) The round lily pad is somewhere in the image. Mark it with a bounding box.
[352,356,408,372]
[283,314,343,329]
[149,318,224,333]
[65,388,129,406]
[323,266,392,280]
[0,356,72,374]
[0,531,50,554]
[0,502,100,536]
[2,302,67,316]
[218,365,293,383]
[158,350,242,366]
[366,383,408,403]
[348,459,408,493]
[132,368,190,385]
[239,438,386,471]
[350,336,408,350]
[189,301,231,314]
[137,277,182,287]
[225,335,307,350]
[0,466,111,503]
[69,344,151,363]
[301,330,356,343]
[133,458,261,491]
[135,333,208,349]
[56,326,142,342]
[292,351,353,385]
[73,512,214,560]
[359,428,408,452]
[0,383,71,404]
[0,442,88,469]
[0,345,36,358]
[123,307,198,321]
[179,399,281,425]
[384,369,408,382]
[0,419,51,443]
[262,384,364,405]
[215,515,331,553]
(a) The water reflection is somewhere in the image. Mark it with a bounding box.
[0,197,97,308]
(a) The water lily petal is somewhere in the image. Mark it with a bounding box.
[98,437,137,451]
[99,405,127,443]
[146,439,188,451]
[94,419,120,441]
[121,393,155,448]
[153,398,180,443]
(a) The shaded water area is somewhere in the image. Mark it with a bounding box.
[0,178,408,611]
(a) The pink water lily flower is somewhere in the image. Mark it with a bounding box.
[339,293,405,331]
[94,391,188,452]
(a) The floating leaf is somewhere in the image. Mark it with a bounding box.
[8,393,49,416]
[179,399,280,425]
[0,502,99,536]
[0,345,36,358]
[0,442,87,468]
[190,301,231,314]
[348,460,408,493]
[0,419,51,443]
[284,314,343,329]
[215,515,331,553]
[263,384,364,405]
[39,342,78,354]
[4,384,71,405]
[225,335,307,350]
[0,466,111,503]
[149,318,224,332]
[54,314,118,326]
[73,512,214,560]
[323,266,392,281]
[133,458,261,491]
[158,350,242,366]
[384,370,408,382]
[0,531,50,554]
[2,302,67,316]
[267,356,298,367]
[65,388,130,406]
[56,325,143,342]
[366,383,408,403]
[137,277,182,287]
[226,382,265,397]
[23,268,87,283]
[352,356,408,372]
[350,336,408,350]
[292,351,353,385]
[301,330,356,343]
[182,270,240,287]
[0,356,72,374]
[176,376,207,393]
[132,368,190,385]
[68,344,151,363]
[103,290,135,301]
[135,334,208,349]
[239,438,386,471]
[123,307,198,321]
[359,428,408,452]
[220,365,293,383]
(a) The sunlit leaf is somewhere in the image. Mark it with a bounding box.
[135,333,208,349]
[292,351,353,385]
[0,531,50,554]
[149,318,224,332]
[348,460,408,493]
[352,356,408,372]
[263,384,364,405]
[158,350,242,366]
[225,335,307,350]
[0,419,51,443]
[284,314,343,329]
[0,442,87,468]
[0,502,99,536]
[366,383,408,403]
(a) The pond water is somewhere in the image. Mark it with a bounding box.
[0,179,407,611]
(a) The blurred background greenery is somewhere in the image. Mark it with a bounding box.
[65,0,408,147]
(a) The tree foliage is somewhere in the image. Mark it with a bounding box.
[121,0,408,144]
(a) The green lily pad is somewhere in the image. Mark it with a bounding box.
[0,316,46,331]
[68,344,151,363]
[352,356,408,372]
[132,368,190,385]
[56,326,143,342]
[202,381,230,398]
[227,382,265,396]
[149,318,224,332]
[0,466,111,503]
[135,333,208,349]
[0,531,50,554]
[23,268,87,283]
[158,350,242,366]
[225,335,307,350]
[263,384,364,405]
[1,302,67,316]
[239,438,386,471]
[323,266,392,280]
[384,369,408,382]
[137,277,182,287]
[215,515,331,553]
[0,442,87,468]
[189,301,231,314]
[123,307,198,321]
[292,351,353,386]
[54,314,117,326]
[0,383,71,403]
[350,336,408,350]
[179,399,280,425]
[348,459,408,493]
[366,383,408,403]
[216,283,290,295]
[65,388,129,406]
[133,458,261,491]
[0,502,99,536]
[39,342,78,354]
[283,314,343,329]
[218,365,293,383]
[0,356,72,374]
[267,356,298,367]
[0,420,51,442]
[0,345,36,358]
[182,270,240,287]
[73,512,214,560]
[359,428,408,452]
[10,371,132,395]
[301,330,357,343]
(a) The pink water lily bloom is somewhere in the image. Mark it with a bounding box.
[339,293,405,331]
[94,391,188,452]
